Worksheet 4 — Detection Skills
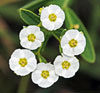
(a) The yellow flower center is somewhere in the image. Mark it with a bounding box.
[69,39,78,47]
[27,34,36,42]
[62,61,71,69]
[41,70,50,79]
[19,58,27,67]
[49,13,57,22]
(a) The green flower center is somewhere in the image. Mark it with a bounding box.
[69,39,78,47]
[49,13,57,22]
[62,61,71,69]
[41,70,50,79]
[27,34,36,42]
[19,58,27,67]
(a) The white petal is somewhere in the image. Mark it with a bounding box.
[77,32,86,48]
[20,37,28,43]
[46,63,54,70]
[61,34,69,48]
[63,45,74,56]
[38,79,54,88]
[53,18,63,30]
[65,29,79,40]
[70,57,79,72]
[48,5,61,14]
[20,40,31,49]
[30,40,41,50]
[21,40,41,50]
[55,66,63,76]
[37,63,52,71]
[11,49,24,58]
[9,57,20,71]
[31,70,43,84]
[74,43,85,55]
[34,31,44,42]
[48,70,59,83]
[22,49,35,59]
[19,28,29,40]
[40,7,50,21]
[25,58,37,72]
[56,10,65,21]
[62,68,75,78]
[36,63,47,70]
[26,25,40,34]
[54,55,64,65]
[63,55,74,62]
[42,19,55,31]
[15,67,30,76]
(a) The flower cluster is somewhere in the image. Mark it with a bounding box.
[9,5,86,88]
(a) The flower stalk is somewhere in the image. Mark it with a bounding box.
[17,75,30,93]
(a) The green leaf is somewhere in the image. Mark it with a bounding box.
[46,0,74,9]
[22,0,49,11]
[19,8,40,25]
[64,8,96,63]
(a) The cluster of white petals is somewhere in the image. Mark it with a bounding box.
[9,4,86,88]
[31,63,59,88]
[61,29,86,56]
[40,5,65,31]
[9,49,37,76]
[54,54,79,78]
[19,26,44,50]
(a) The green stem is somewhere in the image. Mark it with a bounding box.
[17,75,30,93]
[51,32,61,43]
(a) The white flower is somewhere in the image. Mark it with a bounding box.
[40,5,65,31]
[31,63,59,88]
[19,25,44,50]
[9,49,37,76]
[61,29,86,56]
[54,55,79,78]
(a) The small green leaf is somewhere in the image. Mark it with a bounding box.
[64,8,96,63]
[19,8,40,25]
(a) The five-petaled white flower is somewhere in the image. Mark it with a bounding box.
[54,54,79,78]
[9,49,37,76]
[40,4,65,31]
[19,25,44,50]
[61,29,86,56]
[31,63,59,88]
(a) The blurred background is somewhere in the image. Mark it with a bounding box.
[0,0,100,93]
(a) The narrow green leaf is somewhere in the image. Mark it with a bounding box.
[22,0,49,11]
[64,8,96,63]
[46,0,74,9]
[19,8,40,25]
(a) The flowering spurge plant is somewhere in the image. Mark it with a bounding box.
[9,1,96,89]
